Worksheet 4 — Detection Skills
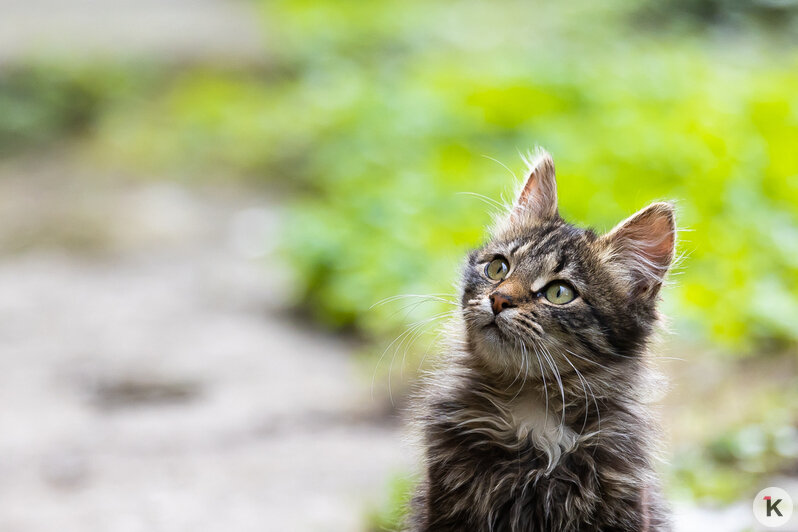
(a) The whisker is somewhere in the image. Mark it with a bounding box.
[516,314,544,336]
[370,293,457,310]
[455,191,505,212]
[386,297,455,322]
[481,154,518,184]
[505,337,525,392]
[397,310,458,379]
[539,343,566,434]
[560,348,603,367]
[530,342,549,427]
[371,310,456,404]
[416,327,448,374]
[511,340,529,403]
[559,350,591,435]
[563,348,603,443]
[376,301,459,384]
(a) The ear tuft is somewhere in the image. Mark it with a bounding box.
[601,202,676,298]
[513,149,558,221]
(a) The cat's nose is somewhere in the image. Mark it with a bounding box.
[489,293,515,315]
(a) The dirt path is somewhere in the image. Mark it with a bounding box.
[0,158,410,531]
[0,1,410,527]
[0,0,264,64]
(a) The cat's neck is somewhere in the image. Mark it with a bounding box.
[449,344,649,442]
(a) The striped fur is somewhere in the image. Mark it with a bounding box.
[407,151,675,531]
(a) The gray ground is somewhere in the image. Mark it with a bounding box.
[0,157,411,532]
[0,0,412,527]
[0,0,265,65]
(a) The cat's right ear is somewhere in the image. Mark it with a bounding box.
[600,202,676,299]
[512,150,558,221]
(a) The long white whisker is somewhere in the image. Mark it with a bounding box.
[386,297,454,322]
[510,340,529,402]
[506,337,526,392]
[540,343,566,434]
[530,342,549,426]
[370,293,457,310]
[392,310,457,380]
[397,310,457,380]
[481,154,518,183]
[559,349,590,435]
[564,348,602,442]
[416,327,448,374]
[372,310,455,403]
[455,191,505,212]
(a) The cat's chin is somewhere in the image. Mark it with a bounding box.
[467,315,511,345]
[469,326,533,376]
[463,312,539,376]
[479,323,507,344]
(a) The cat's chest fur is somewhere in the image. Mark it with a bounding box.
[416,385,657,531]
[444,387,582,474]
[506,391,579,469]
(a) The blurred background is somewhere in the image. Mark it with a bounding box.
[0,0,797,530]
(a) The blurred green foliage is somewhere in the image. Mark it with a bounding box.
[79,0,798,350]
[365,472,415,532]
[635,0,798,31]
[255,0,798,349]
[5,1,793,348]
[0,4,798,351]
[672,420,798,503]
[0,63,156,154]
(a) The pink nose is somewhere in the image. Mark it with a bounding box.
[489,293,515,315]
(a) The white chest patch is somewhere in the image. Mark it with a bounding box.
[508,392,579,472]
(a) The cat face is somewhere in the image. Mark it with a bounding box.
[460,151,675,378]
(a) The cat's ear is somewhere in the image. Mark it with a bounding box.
[512,150,558,221]
[600,202,676,298]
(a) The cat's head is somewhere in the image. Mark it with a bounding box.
[460,150,676,379]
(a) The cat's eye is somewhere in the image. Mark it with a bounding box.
[485,257,509,281]
[544,282,577,304]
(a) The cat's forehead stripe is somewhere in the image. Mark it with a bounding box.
[513,240,535,256]
[552,253,567,274]
[509,240,525,255]
[514,225,560,258]
[528,252,567,292]
[530,276,548,292]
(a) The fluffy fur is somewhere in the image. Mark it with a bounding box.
[407,150,676,532]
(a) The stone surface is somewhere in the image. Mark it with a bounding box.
[0,0,265,64]
[0,160,411,531]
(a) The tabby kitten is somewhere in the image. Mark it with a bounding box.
[408,150,676,531]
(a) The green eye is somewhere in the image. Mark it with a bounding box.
[544,282,576,304]
[485,257,509,281]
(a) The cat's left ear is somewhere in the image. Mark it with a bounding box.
[600,202,676,298]
[512,150,558,221]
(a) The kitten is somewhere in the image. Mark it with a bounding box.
[408,150,675,531]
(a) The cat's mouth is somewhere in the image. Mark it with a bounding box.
[482,317,508,337]
[463,305,513,340]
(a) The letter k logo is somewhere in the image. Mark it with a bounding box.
[754,487,793,526]
[764,495,784,517]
